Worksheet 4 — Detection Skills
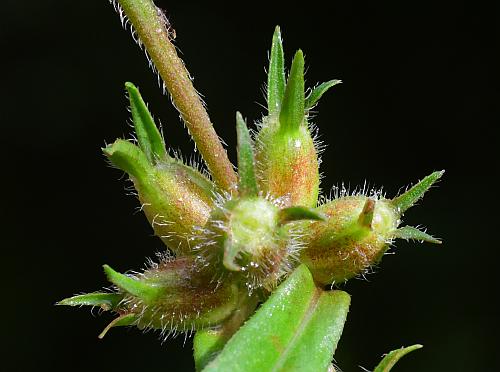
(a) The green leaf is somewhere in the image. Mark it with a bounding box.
[373,344,423,372]
[57,292,123,311]
[98,313,137,339]
[279,50,305,133]
[236,112,258,197]
[125,82,167,163]
[393,226,441,244]
[203,265,350,372]
[392,170,444,214]
[103,264,162,304]
[278,206,326,225]
[305,80,342,110]
[268,26,286,116]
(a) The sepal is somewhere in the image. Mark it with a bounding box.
[279,50,305,133]
[236,112,258,197]
[277,206,326,225]
[98,313,137,339]
[392,170,444,214]
[125,82,167,163]
[305,79,342,110]
[57,292,123,311]
[267,26,286,116]
[103,264,163,304]
[373,344,423,372]
[393,226,441,244]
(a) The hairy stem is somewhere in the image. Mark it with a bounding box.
[115,0,237,190]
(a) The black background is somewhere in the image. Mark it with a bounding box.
[2,1,498,371]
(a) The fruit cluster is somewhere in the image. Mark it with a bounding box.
[59,26,442,341]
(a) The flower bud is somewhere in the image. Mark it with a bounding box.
[301,171,444,285]
[104,83,216,256]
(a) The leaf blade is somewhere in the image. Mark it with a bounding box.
[278,206,326,225]
[273,289,350,371]
[203,265,350,372]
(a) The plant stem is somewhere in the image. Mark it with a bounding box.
[115,0,237,191]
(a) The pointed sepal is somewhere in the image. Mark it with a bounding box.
[236,112,258,197]
[103,264,162,304]
[278,206,326,225]
[102,139,152,180]
[393,226,442,244]
[57,292,123,311]
[373,344,423,372]
[267,26,286,116]
[125,82,167,164]
[392,170,444,214]
[357,198,375,229]
[98,313,137,339]
[279,50,305,133]
[305,80,342,110]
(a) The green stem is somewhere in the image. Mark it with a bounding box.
[115,0,237,191]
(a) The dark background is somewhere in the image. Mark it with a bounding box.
[2,0,498,371]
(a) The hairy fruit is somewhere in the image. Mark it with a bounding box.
[301,171,444,285]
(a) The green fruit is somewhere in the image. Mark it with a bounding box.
[301,171,444,285]
[301,196,398,284]
[256,50,320,208]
